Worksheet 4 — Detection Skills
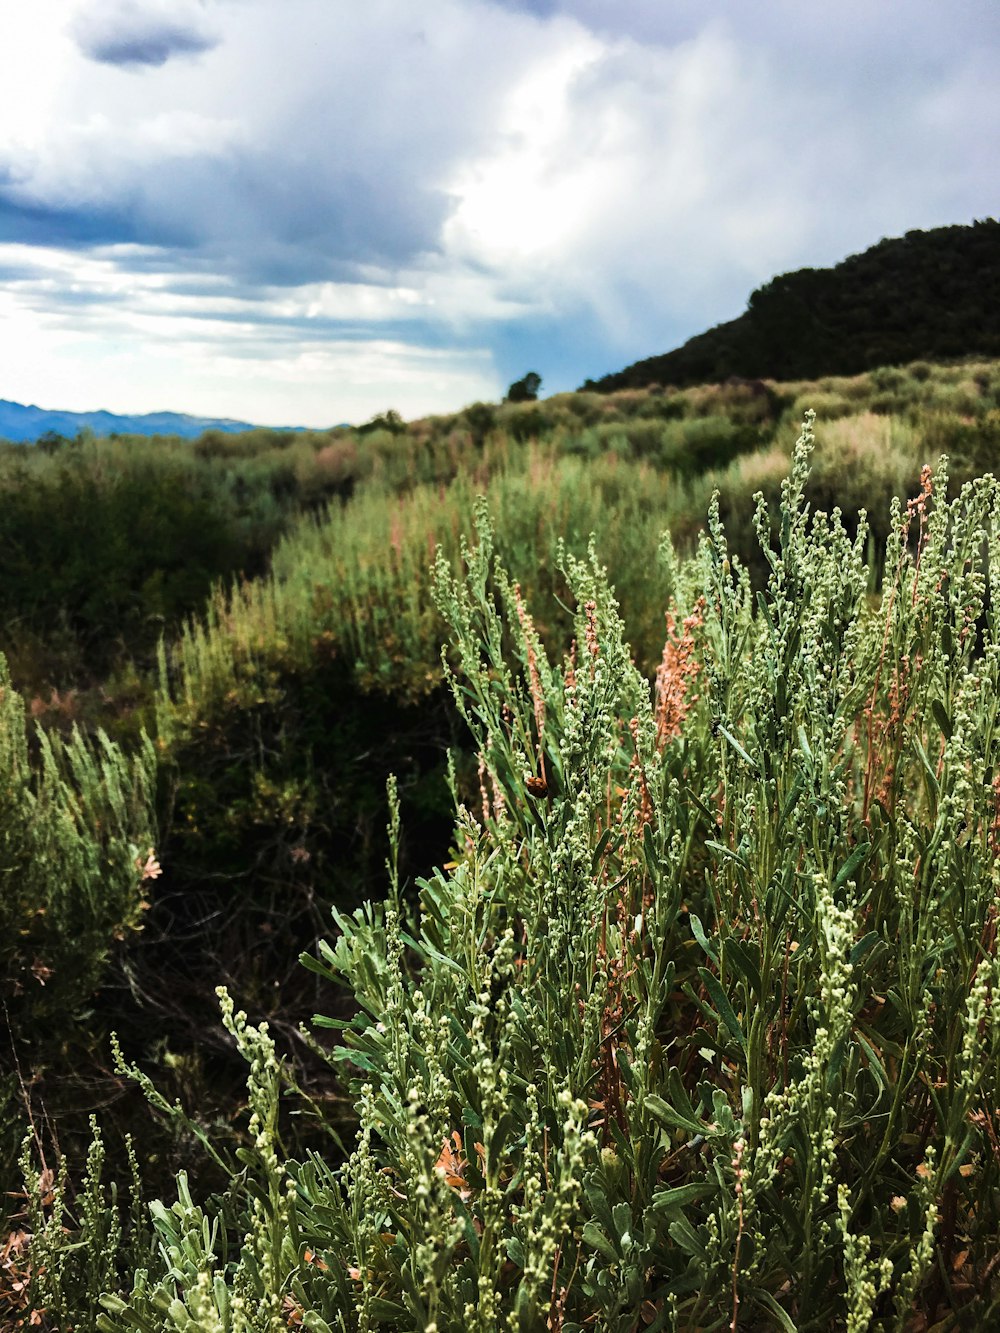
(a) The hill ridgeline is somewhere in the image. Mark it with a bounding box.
[0,399,261,443]
[585,218,1000,392]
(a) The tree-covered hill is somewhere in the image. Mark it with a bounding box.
[586,218,1000,391]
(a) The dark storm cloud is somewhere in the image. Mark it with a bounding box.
[80,24,217,68]
[72,4,218,70]
[210,156,451,282]
[131,152,447,288]
[0,140,446,290]
[0,192,143,249]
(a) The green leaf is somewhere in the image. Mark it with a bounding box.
[582,1220,620,1262]
[650,1180,713,1212]
[303,1316,336,1333]
[585,1178,616,1233]
[667,1215,706,1259]
[854,1031,889,1096]
[777,774,805,832]
[932,698,953,740]
[644,1094,705,1138]
[642,820,659,879]
[834,840,871,888]
[486,1111,515,1180]
[399,931,467,975]
[704,840,752,874]
[688,912,719,966]
[718,724,759,772]
[724,936,763,999]
[684,786,717,826]
[368,1298,410,1320]
[753,1290,798,1331]
[849,932,881,966]
[911,736,940,797]
[668,1066,702,1125]
[591,825,615,872]
[698,967,747,1052]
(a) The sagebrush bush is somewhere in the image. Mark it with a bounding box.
[141,454,680,1074]
[22,413,1000,1330]
[0,652,156,1191]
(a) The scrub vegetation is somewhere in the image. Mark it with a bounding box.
[4,357,1000,1328]
[587,219,1000,390]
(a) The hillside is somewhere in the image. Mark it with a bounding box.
[586,218,1000,391]
[0,398,261,443]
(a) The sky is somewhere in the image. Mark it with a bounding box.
[0,1,997,427]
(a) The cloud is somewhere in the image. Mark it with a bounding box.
[0,0,995,423]
[71,1,218,69]
[4,1,581,287]
[0,238,504,423]
[439,4,1000,381]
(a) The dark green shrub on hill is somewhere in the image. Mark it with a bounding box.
[590,219,1000,390]
[657,415,762,476]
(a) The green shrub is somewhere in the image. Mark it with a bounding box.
[0,653,155,1186]
[789,390,856,421]
[37,415,1000,1329]
[141,455,680,1068]
[658,415,761,477]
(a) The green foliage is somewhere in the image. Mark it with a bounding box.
[137,455,676,1072]
[0,429,358,689]
[37,416,1000,1328]
[5,335,1000,1329]
[9,358,1000,1270]
[358,409,406,437]
[0,651,156,1188]
[506,371,542,404]
[3,352,1000,706]
[97,990,297,1333]
[18,1122,153,1332]
[590,218,1000,390]
[0,654,156,1026]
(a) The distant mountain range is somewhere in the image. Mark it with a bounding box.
[586,218,1000,392]
[0,400,260,444]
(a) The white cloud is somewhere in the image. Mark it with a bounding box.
[0,243,501,423]
[0,0,995,421]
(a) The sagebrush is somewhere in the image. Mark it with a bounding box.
[17,413,1000,1329]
